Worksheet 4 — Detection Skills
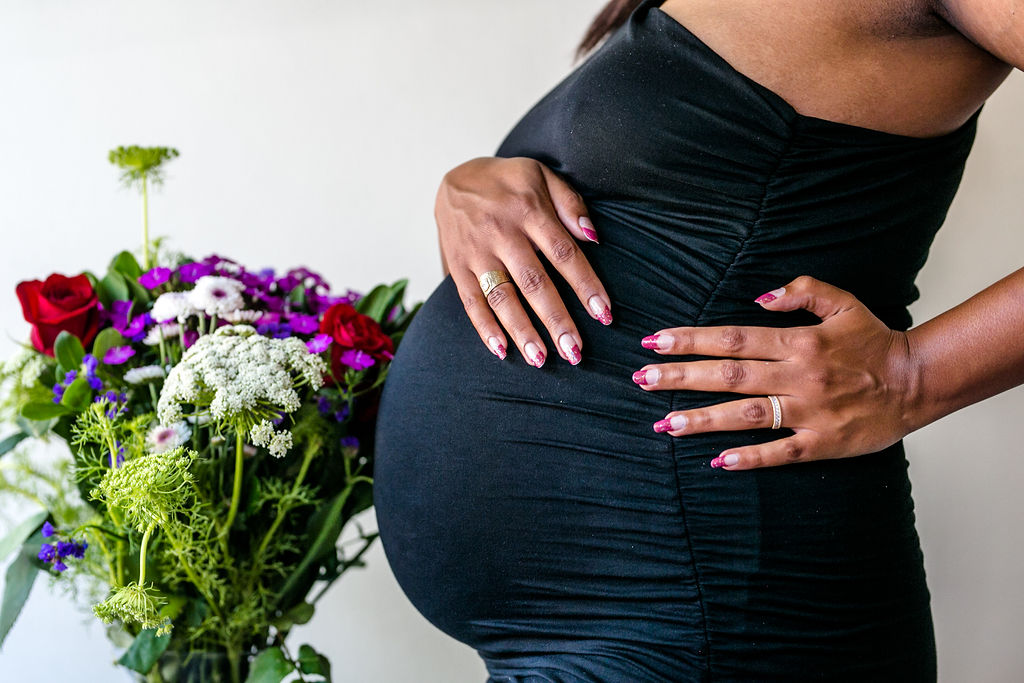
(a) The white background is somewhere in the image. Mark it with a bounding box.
[0,1,1022,681]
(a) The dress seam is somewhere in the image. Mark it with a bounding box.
[676,124,797,677]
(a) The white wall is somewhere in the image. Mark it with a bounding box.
[0,1,1021,681]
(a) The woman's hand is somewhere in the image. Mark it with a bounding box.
[632,275,921,470]
[436,156,613,367]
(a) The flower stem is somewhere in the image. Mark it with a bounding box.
[254,436,319,562]
[141,173,151,270]
[138,521,155,584]
[219,430,245,546]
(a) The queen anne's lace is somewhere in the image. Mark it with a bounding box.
[157,325,326,446]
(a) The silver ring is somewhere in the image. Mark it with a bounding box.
[767,395,782,430]
[479,269,512,298]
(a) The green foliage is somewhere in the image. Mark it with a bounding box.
[0,528,45,649]
[297,643,331,680]
[54,331,85,373]
[116,627,171,674]
[91,328,126,364]
[0,511,47,566]
[353,278,408,323]
[245,647,292,683]
[108,146,179,189]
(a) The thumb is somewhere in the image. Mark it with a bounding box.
[753,275,860,321]
[538,163,600,244]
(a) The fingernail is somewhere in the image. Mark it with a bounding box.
[710,456,724,468]
[558,332,582,365]
[579,216,599,243]
[588,295,612,325]
[653,415,686,433]
[632,367,660,386]
[723,453,739,466]
[755,287,786,304]
[487,336,506,360]
[641,333,674,351]
[525,341,545,368]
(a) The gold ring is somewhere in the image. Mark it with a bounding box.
[479,269,512,298]
[767,395,782,429]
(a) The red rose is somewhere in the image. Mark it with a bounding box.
[319,303,395,375]
[16,273,101,357]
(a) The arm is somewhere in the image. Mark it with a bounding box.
[905,266,1024,431]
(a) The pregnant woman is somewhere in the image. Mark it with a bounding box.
[374,0,1024,680]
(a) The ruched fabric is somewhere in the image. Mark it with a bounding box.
[373,0,977,680]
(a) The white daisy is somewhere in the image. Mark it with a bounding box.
[221,309,262,324]
[152,292,197,323]
[124,365,166,385]
[143,323,181,346]
[147,421,192,454]
[188,276,245,317]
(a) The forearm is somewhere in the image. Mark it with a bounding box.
[904,266,1024,431]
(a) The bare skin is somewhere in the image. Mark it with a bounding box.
[435,0,1024,469]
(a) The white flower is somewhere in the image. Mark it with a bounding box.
[250,419,293,458]
[147,421,192,454]
[221,309,262,324]
[124,365,166,385]
[188,276,245,317]
[158,324,326,427]
[143,323,181,346]
[152,292,197,323]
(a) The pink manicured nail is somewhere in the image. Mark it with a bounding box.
[755,287,786,304]
[632,367,660,385]
[558,333,582,365]
[722,453,739,466]
[579,216,599,243]
[588,295,612,325]
[710,456,724,468]
[641,333,674,351]
[487,336,506,360]
[653,415,686,433]
[525,341,545,368]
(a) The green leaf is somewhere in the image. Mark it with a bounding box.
[0,511,47,565]
[116,627,171,674]
[126,277,151,305]
[0,531,45,649]
[271,601,315,632]
[0,432,28,458]
[110,250,143,279]
[97,270,129,306]
[54,331,85,372]
[92,328,126,364]
[352,284,391,322]
[244,647,293,683]
[274,479,366,607]
[19,401,69,422]
[297,644,332,680]
[60,375,92,411]
[14,415,56,437]
[288,285,306,307]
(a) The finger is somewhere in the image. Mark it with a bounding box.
[653,397,782,435]
[709,432,818,470]
[537,163,599,243]
[632,359,788,394]
[449,267,509,360]
[500,246,585,365]
[641,324,792,360]
[753,275,861,321]
[520,210,614,328]
[476,264,549,368]
[523,171,613,327]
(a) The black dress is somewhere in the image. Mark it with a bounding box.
[373,0,978,680]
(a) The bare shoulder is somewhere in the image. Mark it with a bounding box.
[658,0,1012,137]
[931,0,1024,68]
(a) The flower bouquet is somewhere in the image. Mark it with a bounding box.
[0,146,419,682]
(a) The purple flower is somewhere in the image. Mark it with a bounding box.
[121,313,151,341]
[38,544,55,562]
[177,262,215,283]
[83,354,98,373]
[41,521,55,538]
[306,333,331,353]
[88,375,104,391]
[317,396,332,415]
[51,384,65,403]
[64,370,77,385]
[340,349,375,371]
[340,436,359,449]
[288,314,320,335]
[109,439,125,468]
[56,540,75,557]
[72,541,88,559]
[334,405,350,422]
[139,267,172,289]
[108,300,133,331]
[183,330,199,349]
[53,560,67,573]
[103,346,136,365]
